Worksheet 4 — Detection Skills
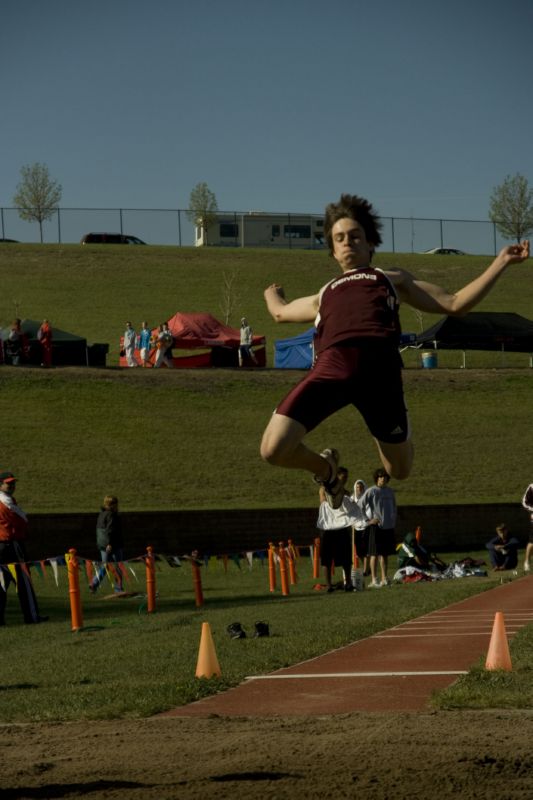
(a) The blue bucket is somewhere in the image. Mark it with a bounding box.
[422,351,437,369]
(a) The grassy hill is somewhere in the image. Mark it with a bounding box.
[0,242,532,513]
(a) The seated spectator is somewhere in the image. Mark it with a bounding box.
[397,531,431,570]
[397,531,446,572]
[486,523,519,571]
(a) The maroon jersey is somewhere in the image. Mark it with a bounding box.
[314,267,401,356]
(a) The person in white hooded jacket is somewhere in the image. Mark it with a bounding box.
[522,483,533,572]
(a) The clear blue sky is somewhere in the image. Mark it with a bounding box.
[2,0,532,226]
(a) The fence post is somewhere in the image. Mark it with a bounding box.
[278,541,290,596]
[313,537,321,579]
[145,546,156,613]
[287,539,298,585]
[268,541,276,592]
[191,559,204,607]
[67,548,83,632]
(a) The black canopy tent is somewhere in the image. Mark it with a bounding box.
[0,319,108,366]
[415,312,533,367]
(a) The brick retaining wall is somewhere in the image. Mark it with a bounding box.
[26,504,530,560]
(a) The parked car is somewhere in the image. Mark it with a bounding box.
[421,247,467,255]
[80,233,146,244]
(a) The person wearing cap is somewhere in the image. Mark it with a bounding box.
[238,317,258,367]
[0,471,47,625]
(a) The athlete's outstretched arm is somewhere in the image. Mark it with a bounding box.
[264,283,319,323]
[389,241,529,316]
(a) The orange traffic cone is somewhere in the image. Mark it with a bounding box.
[195,622,222,679]
[485,611,512,671]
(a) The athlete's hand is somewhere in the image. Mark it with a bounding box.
[500,240,529,265]
[264,283,286,300]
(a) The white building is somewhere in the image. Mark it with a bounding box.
[195,212,326,249]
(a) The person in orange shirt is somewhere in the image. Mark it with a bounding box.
[0,471,47,625]
[37,319,53,367]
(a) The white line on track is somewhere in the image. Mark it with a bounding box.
[245,671,469,680]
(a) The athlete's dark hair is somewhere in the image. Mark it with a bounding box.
[324,194,383,256]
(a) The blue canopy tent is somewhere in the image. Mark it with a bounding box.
[274,327,315,369]
[274,328,418,369]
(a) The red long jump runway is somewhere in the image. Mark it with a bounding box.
[165,576,533,717]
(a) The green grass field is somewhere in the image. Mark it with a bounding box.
[1,242,532,720]
[2,552,532,723]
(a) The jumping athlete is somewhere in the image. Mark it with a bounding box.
[260,194,530,507]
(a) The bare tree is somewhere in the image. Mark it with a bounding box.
[489,173,533,242]
[219,270,240,325]
[13,162,62,243]
[186,182,218,244]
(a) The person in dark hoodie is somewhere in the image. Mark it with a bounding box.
[89,495,124,593]
[486,523,519,571]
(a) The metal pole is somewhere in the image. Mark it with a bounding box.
[57,208,61,243]
[178,209,182,246]
[119,209,123,235]
[440,219,443,248]
[391,217,395,253]
[493,222,497,256]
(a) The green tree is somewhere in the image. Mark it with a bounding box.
[489,173,533,242]
[13,162,62,243]
[186,182,218,244]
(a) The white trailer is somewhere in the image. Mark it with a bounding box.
[195,212,326,249]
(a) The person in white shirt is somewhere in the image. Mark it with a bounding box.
[317,467,365,592]
[123,322,139,368]
[238,317,258,367]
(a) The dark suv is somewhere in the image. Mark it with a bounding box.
[80,233,146,244]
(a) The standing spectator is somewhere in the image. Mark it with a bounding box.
[37,319,53,367]
[138,321,153,367]
[90,495,124,593]
[0,471,47,625]
[360,468,397,587]
[522,482,533,572]
[352,478,369,576]
[154,323,174,368]
[486,523,519,572]
[238,317,258,367]
[5,319,25,366]
[162,322,174,364]
[317,467,364,592]
[123,322,139,367]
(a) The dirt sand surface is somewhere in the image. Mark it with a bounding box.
[3,711,533,799]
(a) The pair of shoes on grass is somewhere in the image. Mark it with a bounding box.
[227,621,270,639]
[313,448,344,509]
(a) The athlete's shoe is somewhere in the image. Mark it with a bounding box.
[313,448,344,509]
[253,621,270,638]
[227,622,246,639]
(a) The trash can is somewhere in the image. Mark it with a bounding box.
[87,343,109,367]
[421,351,437,369]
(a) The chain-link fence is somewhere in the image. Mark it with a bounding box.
[0,206,506,255]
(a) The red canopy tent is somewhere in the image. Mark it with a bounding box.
[119,312,266,368]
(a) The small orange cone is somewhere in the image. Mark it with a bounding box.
[195,622,222,679]
[485,611,512,671]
